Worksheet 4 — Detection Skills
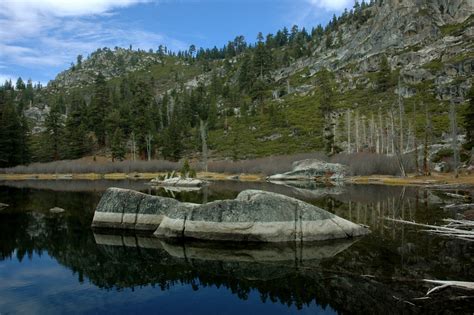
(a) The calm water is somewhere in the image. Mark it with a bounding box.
[0,180,473,314]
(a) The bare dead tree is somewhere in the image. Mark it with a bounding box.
[378,107,384,154]
[391,102,406,177]
[200,119,208,172]
[130,131,137,161]
[398,75,404,153]
[423,104,431,176]
[346,109,351,153]
[145,133,153,161]
[355,109,360,152]
[414,102,419,174]
[450,99,459,178]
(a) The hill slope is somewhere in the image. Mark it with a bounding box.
[7,0,474,164]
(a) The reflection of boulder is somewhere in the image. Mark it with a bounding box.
[267,159,347,181]
[160,239,357,263]
[268,180,345,199]
[155,190,369,242]
[93,233,356,263]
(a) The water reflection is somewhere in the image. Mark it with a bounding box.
[0,181,473,313]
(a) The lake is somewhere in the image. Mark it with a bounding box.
[0,180,473,314]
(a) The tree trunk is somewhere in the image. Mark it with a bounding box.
[450,100,459,178]
[200,119,208,172]
[346,109,351,153]
[355,109,360,153]
[145,134,153,161]
[391,103,406,177]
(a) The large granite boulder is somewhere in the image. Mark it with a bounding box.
[267,159,347,181]
[92,188,369,242]
[154,190,369,242]
[91,188,191,231]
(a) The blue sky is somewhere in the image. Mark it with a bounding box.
[0,0,356,85]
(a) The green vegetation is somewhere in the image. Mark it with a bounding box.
[0,3,472,169]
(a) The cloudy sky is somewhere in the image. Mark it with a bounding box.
[0,0,355,85]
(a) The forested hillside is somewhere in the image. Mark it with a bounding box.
[0,0,473,168]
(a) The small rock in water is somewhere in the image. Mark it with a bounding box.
[50,207,65,213]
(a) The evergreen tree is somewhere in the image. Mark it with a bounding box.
[377,55,391,91]
[44,103,64,160]
[15,77,25,90]
[0,93,28,167]
[64,97,89,159]
[88,73,111,145]
[317,68,335,154]
[130,78,155,158]
[111,127,126,161]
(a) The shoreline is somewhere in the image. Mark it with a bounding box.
[0,172,473,187]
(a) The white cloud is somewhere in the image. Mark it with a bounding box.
[307,0,354,11]
[0,73,15,84]
[0,0,187,81]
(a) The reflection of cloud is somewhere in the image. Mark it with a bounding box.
[0,252,174,314]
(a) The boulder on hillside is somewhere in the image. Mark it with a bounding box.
[267,159,347,181]
[154,190,369,242]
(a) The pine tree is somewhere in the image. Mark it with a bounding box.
[0,95,26,167]
[111,128,126,161]
[44,103,64,160]
[131,78,155,158]
[318,68,335,154]
[64,98,89,159]
[88,73,111,145]
[377,55,391,91]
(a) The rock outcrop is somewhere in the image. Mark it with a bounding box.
[92,188,369,242]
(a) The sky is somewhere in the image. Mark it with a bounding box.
[0,0,356,85]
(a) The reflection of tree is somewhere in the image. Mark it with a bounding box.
[1,186,473,313]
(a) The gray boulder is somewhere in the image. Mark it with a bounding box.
[91,188,193,231]
[155,190,369,242]
[268,159,347,181]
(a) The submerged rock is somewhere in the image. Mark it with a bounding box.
[268,159,347,181]
[50,207,65,213]
[155,190,369,242]
[0,202,9,208]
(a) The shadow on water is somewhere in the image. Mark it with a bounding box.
[0,180,473,313]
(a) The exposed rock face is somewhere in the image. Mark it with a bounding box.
[154,190,369,242]
[91,188,189,231]
[268,159,347,181]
